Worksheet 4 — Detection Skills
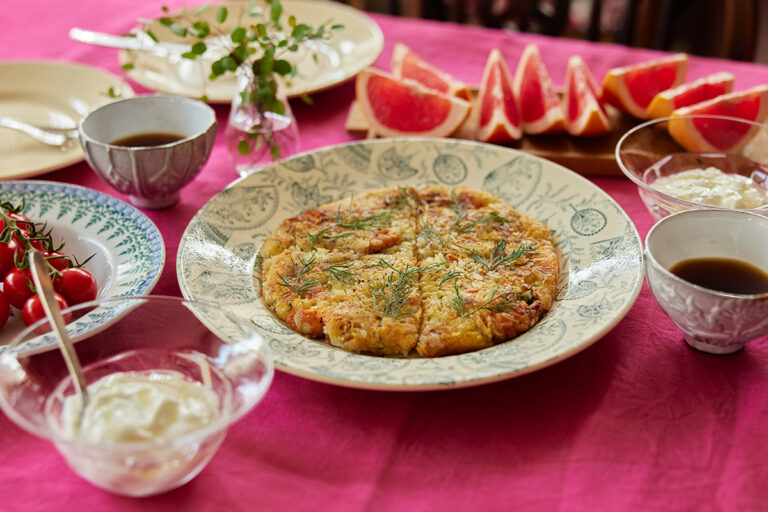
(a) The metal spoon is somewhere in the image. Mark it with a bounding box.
[29,251,89,410]
[0,117,78,148]
[69,27,229,56]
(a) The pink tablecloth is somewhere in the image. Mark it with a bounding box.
[2,1,768,510]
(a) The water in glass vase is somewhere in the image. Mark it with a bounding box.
[225,70,300,177]
[225,107,299,177]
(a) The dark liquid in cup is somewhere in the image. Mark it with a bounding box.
[110,132,185,147]
[670,257,768,294]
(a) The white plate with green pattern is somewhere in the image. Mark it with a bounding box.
[0,181,165,354]
[177,139,643,390]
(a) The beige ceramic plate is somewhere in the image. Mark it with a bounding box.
[120,0,383,103]
[0,60,134,179]
[177,138,644,391]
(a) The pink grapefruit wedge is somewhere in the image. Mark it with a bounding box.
[476,49,522,143]
[646,71,734,119]
[601,53,688,119]
[356,67,471,138]
[668,85,768,152]
[391,43,471,100]
[512,44,566,135]
[563,55,611,137]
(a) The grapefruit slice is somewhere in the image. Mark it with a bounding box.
[512,44,567,135]
[601,53,688,119]
[476,49,522,143]
[391,43,471,101]
[356,67,471,138]
[646,71,734,119]
[563,55,611,137]
[668,85,768,152]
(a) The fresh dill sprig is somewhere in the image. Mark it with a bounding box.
[448,190,467,225]
[323,262,358,286]
[450,283,521,318]
[438,270,461,286]
[467,241,534,271]
[419,222,449,247]
[392,186,420,208]
[369,271,415,319]
[277,253,319,294]
[453,211,509,233]
[335,209,392,230]
[305,228,354,251]
[374,258,445,275]
[369,260,445,318]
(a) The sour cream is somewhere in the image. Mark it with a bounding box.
[61,371,220,444]
[650,167,768,209]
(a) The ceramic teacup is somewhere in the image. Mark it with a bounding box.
[79,94,216,209]
[645,209,768,354]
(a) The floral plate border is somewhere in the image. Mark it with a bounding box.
[177,138,643,390]
[0,181,165,355]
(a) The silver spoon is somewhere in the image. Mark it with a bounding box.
[0,117,78,148]
[69,27,229,56]
[29,251,89,410]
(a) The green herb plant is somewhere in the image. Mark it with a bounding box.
[138,0,341,159]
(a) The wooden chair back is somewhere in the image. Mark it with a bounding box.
[336,0,759,62]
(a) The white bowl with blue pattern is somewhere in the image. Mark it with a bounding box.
[0,181,165,354]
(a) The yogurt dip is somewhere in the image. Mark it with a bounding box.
[650,167,768,209]
[47,366,228,497]
[61,370,220,443]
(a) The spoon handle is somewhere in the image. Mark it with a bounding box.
[69,27,190,55]
[0,117,68,147]
[29,251,89,406]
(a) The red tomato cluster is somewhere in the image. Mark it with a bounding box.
[0,207,98,329]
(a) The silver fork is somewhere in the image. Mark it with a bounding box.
[0,117,79,149]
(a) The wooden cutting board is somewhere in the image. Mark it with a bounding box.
[345,97,640,178]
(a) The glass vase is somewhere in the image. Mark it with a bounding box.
[225,68,300,177]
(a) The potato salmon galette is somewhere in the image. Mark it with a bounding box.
[259,185,559,357]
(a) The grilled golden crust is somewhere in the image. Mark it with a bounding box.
[260,185,558,357]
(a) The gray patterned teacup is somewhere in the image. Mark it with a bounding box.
[645,209,768,354]
[79,94,216,209]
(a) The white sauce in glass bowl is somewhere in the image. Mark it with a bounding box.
[650,167,768,209]
[61,371,220,443]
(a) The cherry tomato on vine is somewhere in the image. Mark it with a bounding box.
[22,293,72,328]
[43,251,72,272]
[0,290,9,329]
[54,267,98,306]
[15,229,45,252]
[0,238,24,280]
[4,267,34,309]
[11,231,27,249]
[8,212,33,231]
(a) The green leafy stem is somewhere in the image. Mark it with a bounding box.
[137,0,342,159]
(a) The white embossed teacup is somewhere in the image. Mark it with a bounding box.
[645,209,768,354]
[79,94,216,209]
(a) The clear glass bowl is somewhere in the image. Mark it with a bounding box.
[615,114,768,221]
[0,296,273,497]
